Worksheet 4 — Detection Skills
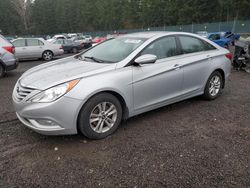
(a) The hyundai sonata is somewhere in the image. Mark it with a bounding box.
[13,32,232,139]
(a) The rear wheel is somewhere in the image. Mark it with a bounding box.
[78,93,122,139]
[0,64,5,78]
[42,50,53,61]
[204,71,223,100]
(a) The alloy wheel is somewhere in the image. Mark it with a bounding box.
[43,51,53,61]
[209,75,221,96]
[89,102,117,133]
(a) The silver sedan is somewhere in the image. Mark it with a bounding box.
[13,32,232,139]
[12,38,64,61]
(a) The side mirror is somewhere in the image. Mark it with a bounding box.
[134,54,157,65]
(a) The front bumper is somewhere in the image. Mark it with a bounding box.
[13,95,83,135]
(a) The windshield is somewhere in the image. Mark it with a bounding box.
[81,37,146,63]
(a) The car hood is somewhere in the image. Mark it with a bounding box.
[19,56,116,90]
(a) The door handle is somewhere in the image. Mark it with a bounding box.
[207,55,212,60]
[173,64,182,70]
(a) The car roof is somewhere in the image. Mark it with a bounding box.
[13,38,45,41]
[121,31,168,39]
[120,31,205,39]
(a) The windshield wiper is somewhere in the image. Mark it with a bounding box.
[84,56,104,63]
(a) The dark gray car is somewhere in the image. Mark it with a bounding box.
[0,34,18,77]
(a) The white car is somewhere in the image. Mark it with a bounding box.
[47,35,68,43]
[12,38,64,61]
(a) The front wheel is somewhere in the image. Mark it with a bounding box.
[203,71,223,100]
[78,93,122,139]
[42,51,53,61]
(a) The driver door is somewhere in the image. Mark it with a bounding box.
[132,36,184,112]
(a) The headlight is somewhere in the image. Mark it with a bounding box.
[29,79,80,103]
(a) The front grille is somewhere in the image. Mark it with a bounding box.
[14,82,35,102]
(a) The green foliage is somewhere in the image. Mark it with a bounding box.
[0,0,250,35]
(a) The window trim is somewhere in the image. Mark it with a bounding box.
[176,34,217,55]
[13,39,26,47]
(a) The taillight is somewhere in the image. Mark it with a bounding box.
[225,53,233,60]
[59,45,63,49]
[3,46,15,54]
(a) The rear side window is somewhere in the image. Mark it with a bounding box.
[202,41,216,51]
[54,39,64,44]
[27,39,39,46]
[13,39,26,47]
[179,36,215,54]
[39,40,44,46]
[141,36,177,59]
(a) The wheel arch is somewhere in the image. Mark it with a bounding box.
[76,90,129,133]
[211,68,225,88]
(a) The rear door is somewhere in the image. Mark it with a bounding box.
[12,39,26,59]
[26,39,44,58]
[177,35,217,95]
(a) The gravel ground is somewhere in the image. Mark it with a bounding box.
[0,56,249,188]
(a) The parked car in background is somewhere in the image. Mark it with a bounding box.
[47,35,67,42]
[71,36,92,49]
[207,31,240,48]
[52,39,84,53]
[13,32,231,139]
[207,32,231,48]
[0,34,18,77]
[92,36,107,46]
[68,33,78,38]
[82,35,92,43]
[12,38,64,61]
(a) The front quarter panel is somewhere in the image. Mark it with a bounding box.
[65,66,134,117]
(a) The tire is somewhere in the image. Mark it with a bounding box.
[78,93,122,139]
[203,71,223,100]
[0,64,5,78]
[42,50,53,61]
[72,48,78,53]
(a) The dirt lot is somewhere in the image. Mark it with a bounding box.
[0,57,249,188]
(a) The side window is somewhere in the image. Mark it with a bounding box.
[179,36,205,54]
[27,39,39,46]
[12,39,25,47]
[39,40,44,46]
[141,37,177,59]
[54,39,63,44]
[202,41,216,51]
